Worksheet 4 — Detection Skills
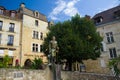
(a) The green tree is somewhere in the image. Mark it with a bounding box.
[43,14,102,70]
[31,58,43,69]
[3,55,11,68]
[108,56,120,76]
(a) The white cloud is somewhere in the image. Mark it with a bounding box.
[52,0,66,15]
[64,0,80,16]
[48,0,80,20]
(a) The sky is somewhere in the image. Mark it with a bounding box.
[0,0,119,22]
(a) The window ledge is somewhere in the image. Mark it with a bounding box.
[106,41,115,44]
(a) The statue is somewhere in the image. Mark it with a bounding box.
[48,36,61,80]
[49,36,59,63]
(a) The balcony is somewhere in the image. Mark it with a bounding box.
[9,28,14,32]
[7,43,13,46]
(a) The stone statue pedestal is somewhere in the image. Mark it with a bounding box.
[46,64,61,80]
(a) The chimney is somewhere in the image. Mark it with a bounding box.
[85,15,91,20]
[48,21,54,27]
[20,3,25,8]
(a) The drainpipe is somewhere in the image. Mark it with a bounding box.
[19,14,23,66]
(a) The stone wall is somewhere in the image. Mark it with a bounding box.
[0,68,52,80]
[61,71,119,80]
[0,68,119,80]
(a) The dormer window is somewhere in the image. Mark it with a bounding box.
[11,12,15,17]
[94,16,103,24]
[0,9,3,15]
[114,10,120,19]
[34,11,39,18]
[36,12,39,17]
[10,11,16,18]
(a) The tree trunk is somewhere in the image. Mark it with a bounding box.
[68,60,72,71]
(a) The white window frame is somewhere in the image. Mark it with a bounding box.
[11,12,15,17]
[32,43,39,52]
[9,23,15,32]
[109,48,117,59]
[33,31,39,39]
[106,32,114,43]
[101,42,107,52]
[8,35,14,45]
[0,9,3,14]
[35,20,38,26]
[0,21,3,30]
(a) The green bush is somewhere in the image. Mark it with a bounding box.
[0,55,12,68]
[0,61,3,68]
[31,58,43,69]
[108,56,120,76]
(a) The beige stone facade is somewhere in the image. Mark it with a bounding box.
[19,3,48,66]
[89,5,120,74]
[0,8,21,66]
[95,20,120,74]
[0,3,48,66]
[83,21,120,74]
[72,6,120,74]
[20,14,48,66]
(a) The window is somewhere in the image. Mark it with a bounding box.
[36,12,39,17]
[94,16,103,24]
[33,31,39,39]
[34,11,39,18]
[40,45,43,52]
[109,48,117,58]
[32,43,38,52]
[0,21,3,30]
[0,34,1,44]
[14,72,23,78]
[35,12,39,17]
[0,9,3,14]
[100,43,104,52]
[9,23,15,32]
[11,12,15,17]
[106,32,114,43]
[40,32,43,40]
[35,20,38,26]
[7,35,14,46]
[114,10,120,19]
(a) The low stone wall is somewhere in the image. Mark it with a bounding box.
[0,68,119,80]
[0,68,50,80]
[61,71,119,80]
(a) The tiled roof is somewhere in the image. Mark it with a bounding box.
[93,5,120,25]
[0,4,48,22]
[0,6,22,20]
[21,7,48,22]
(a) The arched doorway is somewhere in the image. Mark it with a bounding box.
[24,59,32,68]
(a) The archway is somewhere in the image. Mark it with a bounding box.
[24,59,32,68]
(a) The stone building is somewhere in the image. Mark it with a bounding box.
[18,3,48,66]
[0,3,48,66]
[91,5,120,74]
[0,6,22,66]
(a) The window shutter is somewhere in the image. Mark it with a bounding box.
[102,42,107,51]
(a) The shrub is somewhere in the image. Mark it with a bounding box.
[31,58,43,69]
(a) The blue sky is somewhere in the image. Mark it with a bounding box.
[0,0,119,22]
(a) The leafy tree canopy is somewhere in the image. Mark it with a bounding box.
[43,14,102,65]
